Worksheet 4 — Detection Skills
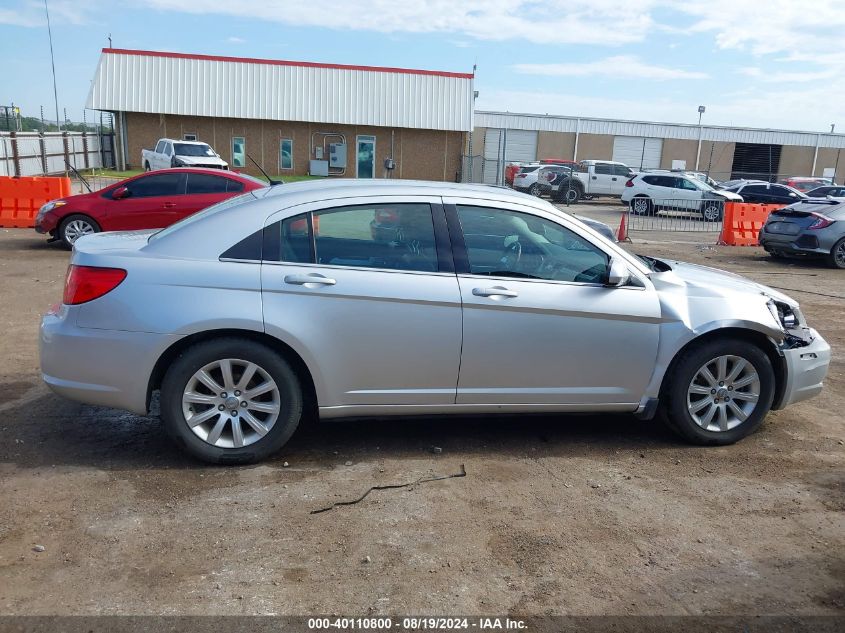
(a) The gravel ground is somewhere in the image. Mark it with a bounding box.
[0,208,843,617]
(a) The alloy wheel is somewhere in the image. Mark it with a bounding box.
[63,219,95,243]
[687,355,760,432]
[835,241,845,268]
[181,358,281,448]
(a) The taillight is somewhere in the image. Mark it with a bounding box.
[808,213,835,230]
[63,265,127,305]
[625,178,635,187]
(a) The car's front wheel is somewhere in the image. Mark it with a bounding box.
[59,214,100,249]
[662,338,775,445]
[527,183,541,197]
[700,201,724,222]
[160,338,304,464]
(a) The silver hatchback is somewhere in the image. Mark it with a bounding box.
[40,180,831,463]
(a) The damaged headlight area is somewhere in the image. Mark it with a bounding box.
[768,299,812,349]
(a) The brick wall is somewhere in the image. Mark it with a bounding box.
[124,113,463,181]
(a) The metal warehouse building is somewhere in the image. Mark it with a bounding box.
[472,111,845,185]
[87,48,474,181]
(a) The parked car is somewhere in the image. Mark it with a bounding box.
[621,173,743,221]
[512,164,548,196]
[537,166,581,203]
[779,177,832,193]
[555,160,634,203]
[142,138,228,171]
[805,185,845,198]
[40,180,829,464]
[504,162,527,187]
[34,168,267,248]
[720,180,807,205]
[759,198,845,268]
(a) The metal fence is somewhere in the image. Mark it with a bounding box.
[0,131,115,177]
[624,198,724,233]
[69,175,122,195]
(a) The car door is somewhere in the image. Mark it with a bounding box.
[151,140,166,170]
[260,196,463,411]
[611,164,633,195]
[768,185,802,204]
[182,173,244,222]
[738,185,766,203]
[672,176,702,210]
[590,163,615,195]
[104,172,187,230]
[444,198,661,407]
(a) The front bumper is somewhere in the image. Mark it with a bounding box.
[40,307,180,414]
[774,328,831,409]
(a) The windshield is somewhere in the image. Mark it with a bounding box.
[148,192,256,242]
[174,143,216,157]
[689,177,715,191]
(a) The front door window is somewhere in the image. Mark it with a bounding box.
[356,135,376,178]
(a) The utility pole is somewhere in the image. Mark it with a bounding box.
[44,0,62,132]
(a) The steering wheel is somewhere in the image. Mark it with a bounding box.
[500,240,522,271]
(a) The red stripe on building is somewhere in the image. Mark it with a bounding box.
[102,48,475,79]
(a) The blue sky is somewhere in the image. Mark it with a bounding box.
[2,0,844,132]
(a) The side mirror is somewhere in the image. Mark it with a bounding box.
[112,186,130,200]
[606,257,630,287]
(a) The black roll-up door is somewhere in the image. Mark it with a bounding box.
[731,143,782,181]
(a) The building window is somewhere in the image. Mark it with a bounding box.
[280,138,293,170]
[356,135,376,179]
[183,133,197,141]
[232,136,245,168]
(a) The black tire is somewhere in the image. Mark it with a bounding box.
[160,338,304,464]
[58,214,100,249]
[629,196,653,216]
[554,182,582,204]
[661,338,775,446]
[827,237,845,269]
[144,161,151,172]
[527,182,541,197]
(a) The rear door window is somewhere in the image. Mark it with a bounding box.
[594,163,612,175]
[124,173,185,198]
[186,173,229,194]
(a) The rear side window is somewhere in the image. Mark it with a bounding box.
[124,173,185,198]
[273,204,439,273]
[186,173,229,194]
[594,163,612,175]
[613,164,631,177]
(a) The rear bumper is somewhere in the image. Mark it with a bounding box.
[774,328,831,409]
[759,229,829,256]
[40,308,180,414]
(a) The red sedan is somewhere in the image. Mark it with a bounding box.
[35,168,267,248]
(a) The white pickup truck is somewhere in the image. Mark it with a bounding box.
[550,160,634,203]
[141,138,228,171]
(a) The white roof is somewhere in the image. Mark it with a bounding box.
[87,49,474,132]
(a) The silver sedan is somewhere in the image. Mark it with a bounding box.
[40,180,831,463]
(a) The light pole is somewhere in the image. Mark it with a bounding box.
[44,0,61,132]
[695,105,706,171]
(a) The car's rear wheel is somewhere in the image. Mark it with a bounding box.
[630,196,653,216]
[555,183,581,204]
[59,214,100,249]
[527,183,541,197]
[160,338,303,464]
[827,237,845,269]
[662,338,775,445]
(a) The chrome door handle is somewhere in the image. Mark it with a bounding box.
[284,274,336,286]
[472,286,518,298]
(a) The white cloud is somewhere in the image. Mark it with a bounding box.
[227,36,245,43]
[512,56,708,81]
[0,0,95,26]
[142,0,661,46]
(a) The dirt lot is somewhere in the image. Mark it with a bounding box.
[0,206,843,617]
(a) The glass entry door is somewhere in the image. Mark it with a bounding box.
[356,135,376,178]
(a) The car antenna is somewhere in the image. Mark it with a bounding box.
[247,154,282,186]
[65,160,92,193]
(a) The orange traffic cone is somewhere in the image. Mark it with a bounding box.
[616,213,631,242]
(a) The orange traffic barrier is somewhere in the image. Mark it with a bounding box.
[718,202,781,246]
[0,175,72,228]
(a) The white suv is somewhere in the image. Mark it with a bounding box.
[622,172,743,221]
[512,164,547,196]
